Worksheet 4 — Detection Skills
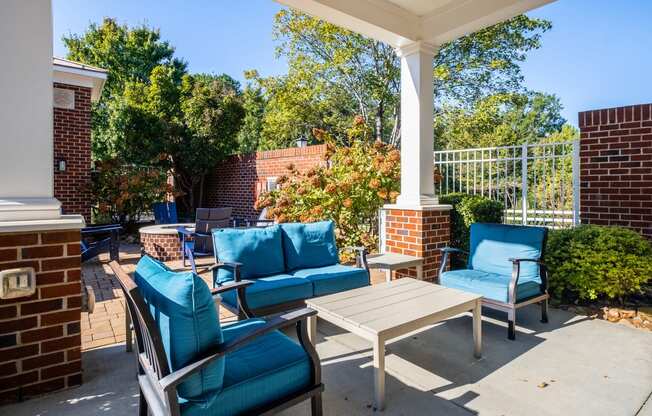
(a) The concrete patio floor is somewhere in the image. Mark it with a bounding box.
[3,298,651,415]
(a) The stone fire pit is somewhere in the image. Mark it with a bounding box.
[139,223,194,261]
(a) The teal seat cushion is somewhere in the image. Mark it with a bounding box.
[181,319,311,416]
[280,221,339,271]
[292,264,369,297]
[221,274,313,310]
[469,223,547,281]
[134,256,224,400]
[212,225,285,284]
[440,269,543,303]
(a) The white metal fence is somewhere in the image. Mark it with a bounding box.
[434,141,580,228]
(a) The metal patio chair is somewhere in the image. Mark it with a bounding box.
[177,207,234,272]
[438,223,549,340]
[110,259,323,416]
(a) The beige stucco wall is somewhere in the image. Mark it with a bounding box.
[0,0,54,199]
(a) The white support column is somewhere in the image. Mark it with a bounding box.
[0,0,81,226]
[395,41,439,207]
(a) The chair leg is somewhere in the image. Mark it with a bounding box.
[139,387,148,416]
[507,309,516,340]
[311,393,323,416]
[540,298,549,323]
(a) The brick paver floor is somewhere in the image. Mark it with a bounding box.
[81,244,385,350]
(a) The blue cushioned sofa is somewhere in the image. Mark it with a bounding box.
[438,223,550,340]
[110,257,323,416]
[210,221,370,318]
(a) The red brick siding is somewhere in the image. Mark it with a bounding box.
[384,208,451,281]
[0,230,82,404]
[204,145,327,218]
[140,233,189,262]
[578,104,652,239]
[53,83,92,223]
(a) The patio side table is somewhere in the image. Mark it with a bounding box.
[367,252,424,282]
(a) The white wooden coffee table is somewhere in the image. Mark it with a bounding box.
[305,278,482,411]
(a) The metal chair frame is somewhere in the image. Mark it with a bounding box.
[110,261,324,416]
[438,229,549,340]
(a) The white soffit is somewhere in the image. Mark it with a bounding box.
[52,57,108,102]
[276,0,555,47]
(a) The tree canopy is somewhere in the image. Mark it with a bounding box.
[434,92,571,150]
[65,19,245,213]
[249,10,556,149]
[64,18,187,159]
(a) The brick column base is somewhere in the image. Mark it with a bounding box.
[0,229,82,404]
[383,206,452,282]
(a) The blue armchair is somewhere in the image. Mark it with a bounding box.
[210,221,370,319]
[438,223,549,340]
[110,256,323,416]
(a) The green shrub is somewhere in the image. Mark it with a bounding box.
[545,225,652,302]
[439,193,504,253]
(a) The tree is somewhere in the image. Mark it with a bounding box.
[63,18,187,160]
[254,10,552,149]
[433,92,567,150]
[236,70,267,153]
[114,67,245,213]
[257,117,401,258]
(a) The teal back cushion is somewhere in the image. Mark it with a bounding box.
[134,256,224,399]
[468,223,547,281]
[212,225,285,283]
[280,221,339,271]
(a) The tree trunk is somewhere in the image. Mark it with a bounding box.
[198,174,205,209]
[375,101,384,142]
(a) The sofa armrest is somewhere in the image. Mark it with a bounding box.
[509,258,548,299]
[344,246,369,270]
[208,262,252,318]
[438,247,469,280]
[440,247,469,255]
[209,280,254,296]
[159,308,318,393]
[207,261,243,274]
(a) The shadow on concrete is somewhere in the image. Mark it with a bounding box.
[3,344,139,416]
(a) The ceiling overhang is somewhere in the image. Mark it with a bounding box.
[275,0,555,47]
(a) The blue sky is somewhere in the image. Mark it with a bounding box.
[53,0,652,126]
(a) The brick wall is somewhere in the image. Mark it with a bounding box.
[204,145,327,218]
[53,83,92,223]
[578,104,652,238]
[0,230,82,404]
[384,207,451,281]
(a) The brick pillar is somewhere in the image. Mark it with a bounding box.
[383,206,451,282]
[0,230,82,404]
[579,103,652,239]
[53,83,92,223]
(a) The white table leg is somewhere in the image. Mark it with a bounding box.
[385,269,391,283]
[307,315,317,345]
[373,337,386,411]
[473,300,482,359]
[416,265,423,280]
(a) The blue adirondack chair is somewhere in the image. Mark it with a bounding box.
[81,224,121,263]
[438,223,549,340]
[110,257,323,416]
[152,202,178,224]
